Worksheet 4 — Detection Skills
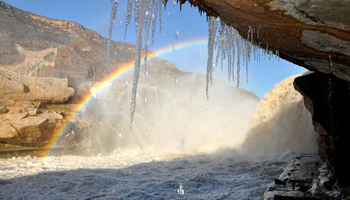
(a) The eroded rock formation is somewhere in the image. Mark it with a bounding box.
[294,73,350,187]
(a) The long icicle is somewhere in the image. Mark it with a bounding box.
[124,0,134,39]
[158,0,162,33]
[151,0,158,46]
[206,16,219,100]
[143,2,153,75]
[130,0,149,131]
[107,0,119,73]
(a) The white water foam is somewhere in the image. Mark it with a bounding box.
[242,74,318,156]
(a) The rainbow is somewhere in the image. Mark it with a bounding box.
[43,38,208,157]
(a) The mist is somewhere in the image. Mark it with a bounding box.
[74,59,318,159]
[82,59,259,154]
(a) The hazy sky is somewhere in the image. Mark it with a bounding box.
[3,0,306,98]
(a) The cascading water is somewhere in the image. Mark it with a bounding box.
[242,74,318,156]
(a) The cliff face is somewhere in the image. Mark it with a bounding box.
[0,1,139,84]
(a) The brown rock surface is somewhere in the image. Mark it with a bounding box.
[0,78,24,94]
[10,111,63,146]
[0,104,8,114]
[27,86,74,103]
[0,121,18,139]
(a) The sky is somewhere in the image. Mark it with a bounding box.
[2,0,307,98]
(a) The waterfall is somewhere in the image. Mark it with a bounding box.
[242,74,318,156]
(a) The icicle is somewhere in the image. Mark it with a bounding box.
[245,40,251,84]
[215,24,224,69]
[247,26,251,42]
[329,55,332,68]
[206,16,220,100]
[246,44,249,84]
[237,38,241,88]
[227,44,232,82]
[250,26,253,43]
[143,3,152,75]
[107,0,119,73]
[130,0,150,131]
[159,0,162,33]
[134,0,140,34]
[124,0,134,39]
[276,50,280,62]
[151,0,158,46]
[215,49,221,72]
[232,40,235,82]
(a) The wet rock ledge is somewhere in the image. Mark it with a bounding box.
[264,155,342,200]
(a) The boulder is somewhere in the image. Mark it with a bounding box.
[10,111,63,146]
[27,86,74,103]
[294,72,350,187]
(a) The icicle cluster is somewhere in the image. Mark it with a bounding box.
[126,0,164,131]
[107,0,119,73]
[209,18,253,90]
[206,17,280,97]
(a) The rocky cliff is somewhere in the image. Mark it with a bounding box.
[0,1,137,84]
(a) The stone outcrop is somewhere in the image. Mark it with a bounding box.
[27,86,74,103]
[0,72,74,146]
[264,155,341,200]
[0,91,68,147]
[294,72,350,187]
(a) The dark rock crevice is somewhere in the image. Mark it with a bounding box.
[294,72,350,187]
